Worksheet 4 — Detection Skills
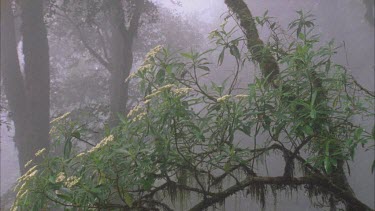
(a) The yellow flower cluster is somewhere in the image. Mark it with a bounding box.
[126,45,164,82]
[18,166,38,182]
[55,172,66,183]
[234,94,249,99]
[35,148,46,157]
[217,95,231,103]
[127,105,143,118]
[145,85,192,100]
[65,176,80,188]
[173,87,193,96]
[158,84,175,91]
[134,112,147,122]
[145,90,162,99]
[76,152,85,158]
[126,64,153,82]
[24,160,33,168]
[50,112,70,124]
[127,104,149,122]
[88,135,115,154]
[145,45,163,59]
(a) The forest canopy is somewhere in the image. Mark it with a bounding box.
[11,2,375,210]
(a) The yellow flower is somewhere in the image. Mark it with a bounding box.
[133,112,147,122]
[65,176,80,188]
[217,95,231,103]
[76,152,85,158]
[145,45,163,59]
[157,84,175,91]
[234,94,249,99]
[24,160,33,168]
[50,112,70,124]
[127,105,143,118]
[173,87,193,96]
[88,135,115,153]
[145,90,162,99]
[28,170,38,179]
[56,172,66,183]
[35,148,46,157]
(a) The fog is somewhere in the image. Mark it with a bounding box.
[1,0,374,210]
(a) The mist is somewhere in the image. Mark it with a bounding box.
[1,0,374,210]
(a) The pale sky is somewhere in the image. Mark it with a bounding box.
[156,0,227,22]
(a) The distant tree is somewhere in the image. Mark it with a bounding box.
[52,0,157,126]
[362,0,374,26]
[12,2,374,211]
[1,0,50,174]
[47,2,206,129]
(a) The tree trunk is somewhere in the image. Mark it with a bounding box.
[1,0,50,174]
[19,0,50,173]
[107,0,144,126]
[108,0,132,126]
[1,0,30,175]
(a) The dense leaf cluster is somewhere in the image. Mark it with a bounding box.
[12,12,374,211]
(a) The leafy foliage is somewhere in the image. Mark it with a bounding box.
[12,12,374,211]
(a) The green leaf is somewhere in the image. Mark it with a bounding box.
[310,91,317,107]
[56,193,72,203]
[64,138,72,159]
[180,52,193,59]
[142,176,155,190]
[156,69,166,84]
[310,109,317,119]
[218,48,225,65]
[354,128,363,141]
[229,45,240,61]
[324,141,332,174]
[270,22,276,30]
[166,65,173,74]
[224,162,231,172]
[198,66,210,72]
[124,192,133,207]
[303,125,314,136]
[71,131,80,139]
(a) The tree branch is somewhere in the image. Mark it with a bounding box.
[190,176,374,211]
[128,0,145,40]
[61,12,112,73]
[224,0,280,86]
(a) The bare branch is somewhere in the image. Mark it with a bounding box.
[61,12,112,73]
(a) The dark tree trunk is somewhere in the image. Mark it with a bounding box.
[107,0,144,126]
[108,0,132,126]
[1,0,29,175]
[1,0,50,174]
[19,0,50,173]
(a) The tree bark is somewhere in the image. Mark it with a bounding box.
[224,0,280,86]
[1,0,50,174]
[1,0,29,174]
[20,0,50,173]
[108,0,132,126]
[107,0,144,126]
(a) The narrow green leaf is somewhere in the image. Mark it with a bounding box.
[324,141,332,174]
[124,192,133,207]
[218,48,225,65]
